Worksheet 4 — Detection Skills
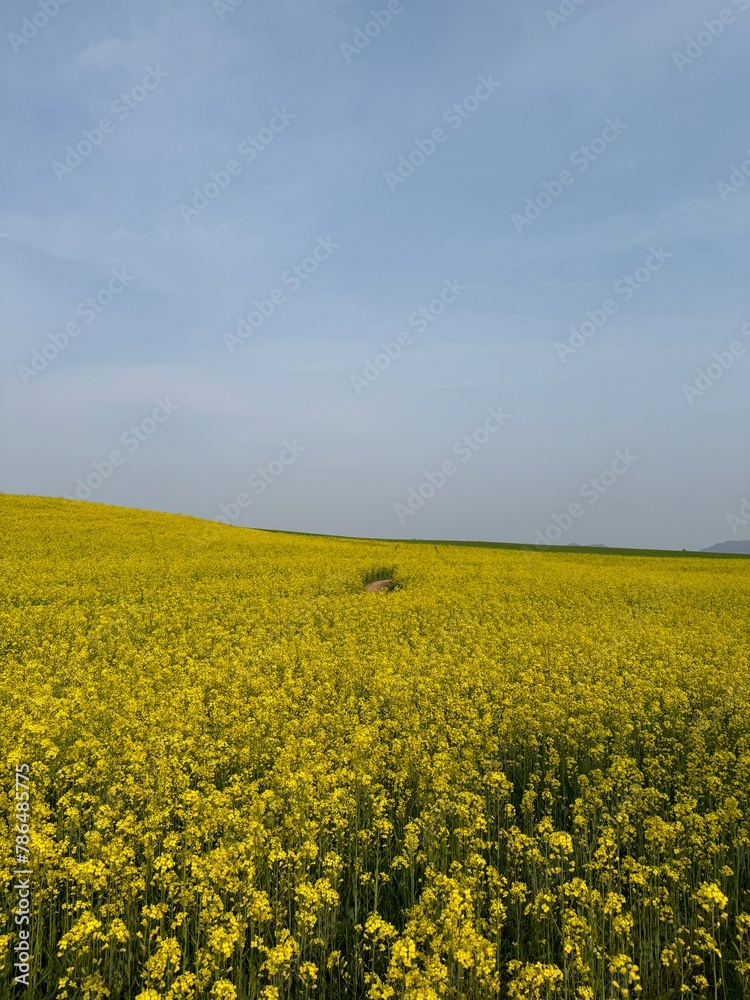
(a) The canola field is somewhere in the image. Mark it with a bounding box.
[2,495,750,1000]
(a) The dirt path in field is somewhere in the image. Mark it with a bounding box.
[364,579,394,593]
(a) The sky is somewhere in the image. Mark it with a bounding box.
[1,0,749,550]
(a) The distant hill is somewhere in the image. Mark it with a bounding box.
[702,540,750,554]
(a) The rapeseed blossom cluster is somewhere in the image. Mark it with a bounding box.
[1,496,749,999]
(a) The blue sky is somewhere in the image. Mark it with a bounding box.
[2,0,749,549]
